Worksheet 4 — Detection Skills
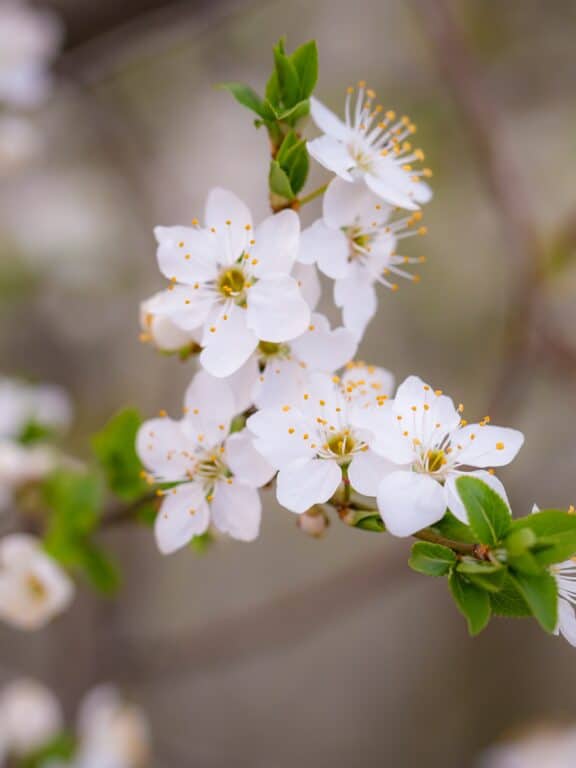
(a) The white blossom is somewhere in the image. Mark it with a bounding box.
[140,292,202,354]
[248,371,392,514]
[0,678,62,758]
[0,114,42,174]
[307,83,432,210]
[147,188,310,377]
[0,534,74,630]
[479,727,576,768]
[137,371,274,553]
[0,0,62,107]
[370,375,523,536]
[299,178,427,338]
[0,376,72,439]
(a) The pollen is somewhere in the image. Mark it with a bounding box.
[288,428,295,435]
[159,409,167,417]
[178,241,184,248]
[496,442,505,450]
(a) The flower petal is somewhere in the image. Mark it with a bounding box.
[136,418,192,481]
[307,136,355,180]
[334,269,377,339]
[225,430,275,488]
[348,449,394,496]
[365,163,422,211]
[291,313,358,371]
[276,457,342,514]
[254,358,306,410]
[323,177,392,229]
[310,97,350,140]
[455,425,524,468]
[558,599,576,646]
[293,262,321,311]
[247,275,310,342]
[155,225,218,283]
[211,480,262,542]
[247,408,314,468]
[200,304,258,377]
[204,187,252,261]
[252,209,300,276]
[444,469,511,524]
[145,286,214,331]
[183,370,237,442]
[377,470,446,537]
[298,220,350,279]
[154,482,210,554]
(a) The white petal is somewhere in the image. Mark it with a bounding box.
[334,270,377,339]
[444,469,511,524]
[341,362,395,406]
[455,425,525,468]
[307,136,355,180]
[247,408,314,468]
[558,599,576,647]
[323,176,392,229]
[352,403,414,464]
[155,225,218,283]
[252,209,300,276]
[184,369,237,434]
[292,262,321,311]
[276,458,342,514]
[136,418,192,481]
[254,358,307,410]
[291,313,358,371]
[247,275,310,342]
[365,161,422,211]
[154,483,210,554]
[146,286,214,331]
[377,471,446,537]
[348,449,393,496]
[299,220,350,279]
[225,430,275,488]
[310,97,349,140]
[211,481,262,542]
[199,304,258,377]
[392,375,460,443]
[204,187,253,261]
[225,354,260,413]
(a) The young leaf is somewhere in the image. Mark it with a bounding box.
[219,82,267,118]
[74,541,121,594]
[409,541,456,576]
[455,476,511,546]
[283,142,309,194]
[449,572,491,635]
[265,71,281,108]
[433,511,477,544]
[273,43,300,107]
[354,513,385,532]
[510,570,558,632]
[509,510,576,567]
[269,160,294,200]
[43,469,103,536]
[456,558,506,593]
[490,576,532,618]
[276,99,310,125]
[290,40,318,99]
[92,408,148,502]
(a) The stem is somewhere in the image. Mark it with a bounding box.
[412,527,477,556]
[298,183,328,207]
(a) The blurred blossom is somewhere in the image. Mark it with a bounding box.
[0,114,42,175]
[0,376,72,438]
[0,0,62,108]
[0,534,74,630]
[0,678,63,758]
[479,726,576,768]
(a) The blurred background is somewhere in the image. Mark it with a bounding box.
[1,0,576,765]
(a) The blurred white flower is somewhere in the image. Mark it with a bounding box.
[0,0,62,107]
[0,534,74,630]
[0,114,42,174]
[307,83,432,210]
[75,686,150,768]
[479,726,576,768]
[0,440,57,512]
[0,376,72,439]
[0,678,63,758]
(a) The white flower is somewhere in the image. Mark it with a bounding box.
[75,686,150,768]
[139,292,201,354]
[0,534,74,630]
[307,82,432,210]
[0,114,42,175]
[0,440,58,512]
[299,178,427,337]
[236,312,358,410]
[479,727,576,768]
[0,0,62,107]
[0,678,63,758]
[147,188,310,377]
[0,377,72,439]
[137,371,274,553]
[371,375,524,537]
[247,372,392,515]
[551,557,576,647]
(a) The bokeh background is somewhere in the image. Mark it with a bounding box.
[1,0,576,765]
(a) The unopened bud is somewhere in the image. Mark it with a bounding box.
[298,507,330,538]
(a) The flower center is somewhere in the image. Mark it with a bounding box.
[425,449,446,474]
[257,340,291,359]
[26,574,47,602]
[326,431,356,457]
[217,267,246,302]
[196,453,229,481]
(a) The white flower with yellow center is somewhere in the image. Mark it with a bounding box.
[137,371,274,553]
[147,188,310,377]
[0,679,63,759]
[552,556,576,647]
[299,178,427,338]
[0,534,74,630]
[370,375,524,536]
[247,372,391,514]
[307,83,432,210]
[139,292,202,354]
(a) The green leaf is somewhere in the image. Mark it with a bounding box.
[505,527,537,556]
[455,476,511,546]
[276,99,310,125]
[490,576,532,617]
[509,510,576,567]
[18,420,57,445]
[409,541,456,576]
[43,469,103,537]
[510,570,558,632]
[433,511,477,544]
[190,530,214,554]
[273,42,300,107]
[290,40,318,99]
[354,513,385,532]
[457,557,506,593]
[269,160,294,200]
[74,541,121,594]
[283,142,309,194]
[449,572,491,635]
[22,732,76,768]
[510,509,576,538]
[219,82,267,118]
[92,408,148,502]
[265,71,281,108]
[276,130,300,164]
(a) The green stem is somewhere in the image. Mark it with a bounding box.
[412,527,477,556]
[298,183,328,206]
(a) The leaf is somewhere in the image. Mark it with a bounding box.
[219,82,267,118]
[449,572,491,635]
[18,420,56,445]
[269,160,294,200]
[456,557,506,593]
[290,40,318,99]
[74,541,121,594]
[490,576,532,617]
[409,541,456,576]
[510,509,576,538]
[43,469,103,537]
[510,570,558,632]
[283,141,309,194]
[509,509,576,567]
[433,511,477,544]
[354,513,385,532]
[455,476,511,546]
[276,130,300,164]
[273,42,300,107]
[22,732,76,768]
[92,408,148,502]
[276,99,310,125]
[265,71,281,108]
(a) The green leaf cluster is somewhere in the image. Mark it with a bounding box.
[409,477,576,638]
[221,38,318,205]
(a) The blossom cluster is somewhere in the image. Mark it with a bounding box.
[0,678,150,767]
